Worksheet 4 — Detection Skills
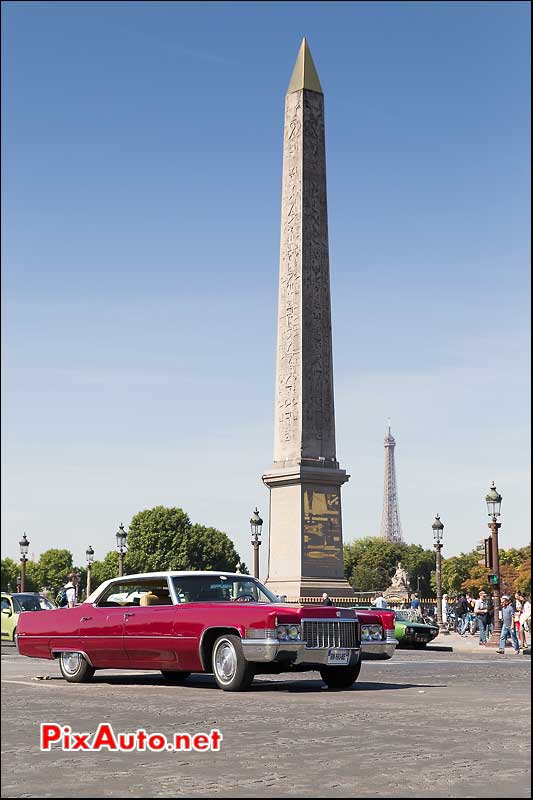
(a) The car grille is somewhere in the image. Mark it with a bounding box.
[302,620,359,649]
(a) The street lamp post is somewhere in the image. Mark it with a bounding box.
[19,533,29,593]
[250,508,263,579]
[116,524,128,577]
[485,482,502,647]
[432,515,446,632]
[86,545,95,598]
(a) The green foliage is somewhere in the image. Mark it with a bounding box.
[440,544,531,597]
[38,549,74,595]
[439,551,479,595]
[23,561,42,592]
[1,558,19,592]
[89,552,121,592]
[125,506,241,574]
[343,537,435,595]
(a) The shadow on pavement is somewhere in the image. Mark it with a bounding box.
[85,674,446,692]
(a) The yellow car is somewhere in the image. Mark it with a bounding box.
[1,592,56,646]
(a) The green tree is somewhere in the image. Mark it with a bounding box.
[343,537,435,595]
[1,558,19,592]
[125,506,241,573]
[90,552,121,592]
[38,549,74,595]
[23,561,42,592]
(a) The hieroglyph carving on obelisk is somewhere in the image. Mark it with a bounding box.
[263,39,354,601]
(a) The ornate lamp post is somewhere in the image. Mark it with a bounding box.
[485,482,502,646]
[19,533,29,593]
[250,508,263,579]
[116,523,128,577]
[432,515,445,631]
[86,545,95,598]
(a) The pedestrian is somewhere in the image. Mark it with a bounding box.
[454,592,469,635]
[441,594,449,627]
[496,596,520,655]
[372,592,388,609]
[321,592,333,606]
[513,592,523,641]
[64,573,79,608]
[474,590,489,645]
[486,593,494,638]
[517,592,531,650]
[410,592,421,615]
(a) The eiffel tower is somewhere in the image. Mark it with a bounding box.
[379,422,404,543]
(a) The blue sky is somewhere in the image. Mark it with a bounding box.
[2,1,530,575]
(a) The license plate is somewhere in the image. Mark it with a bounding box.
[327,648,350,665]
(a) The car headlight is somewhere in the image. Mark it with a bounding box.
[276,624,301,641]
[362,624,383,640]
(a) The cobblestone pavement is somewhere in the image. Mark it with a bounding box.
[1,644,530,798]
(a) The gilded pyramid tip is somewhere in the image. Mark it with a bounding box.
[286,38,323,95]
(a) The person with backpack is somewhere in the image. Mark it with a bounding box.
[56,573,79,608]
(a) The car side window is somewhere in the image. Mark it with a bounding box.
[96,581,173,608]
[1,598,10,612]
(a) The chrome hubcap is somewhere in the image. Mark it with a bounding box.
[215,640,236,683]
[61,652,81,674]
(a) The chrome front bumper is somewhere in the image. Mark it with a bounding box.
[361,631,398,659]
[241,639,360,666]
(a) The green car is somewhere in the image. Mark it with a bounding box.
[392,609,439,648]
[355,607,439,649]
[1,593,56,645]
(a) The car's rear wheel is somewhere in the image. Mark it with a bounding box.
[320,661,362,689]
[212,634,254,691]
[161,670,191,684]
[58,652,95,683]
[12,628,17,648]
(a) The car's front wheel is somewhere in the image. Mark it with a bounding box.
[58,652,95,683]
[320,662,362,689]
[212,634,254,691]
[161,670,191,684]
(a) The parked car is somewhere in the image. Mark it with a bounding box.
[17,572,374,691]
[354,606,438,649]
[392,609,439,647]
[1,592,56,645]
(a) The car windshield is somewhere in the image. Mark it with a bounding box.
[394,610,421,622]
[12,595,54,612]
[171,575,278,604]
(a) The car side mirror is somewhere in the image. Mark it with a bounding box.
[277,594,287,603]
[2,608,12,616]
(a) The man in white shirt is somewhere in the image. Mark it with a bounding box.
[473,590,489,645]
[372,593,388,609]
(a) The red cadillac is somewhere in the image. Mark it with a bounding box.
[17,572,396,691]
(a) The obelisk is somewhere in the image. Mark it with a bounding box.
[262,39,355,601]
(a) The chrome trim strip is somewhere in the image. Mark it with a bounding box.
[51,649,95,667]
[198,626,241,670]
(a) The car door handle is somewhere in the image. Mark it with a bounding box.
[80,616,92,621]
[124,612,135,619]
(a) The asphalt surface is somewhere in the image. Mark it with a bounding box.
[1,642,530,798]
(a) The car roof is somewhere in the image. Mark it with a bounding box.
[105,571,247,580]
[84,571,257,602]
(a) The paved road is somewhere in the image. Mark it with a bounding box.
[1,644,530,798]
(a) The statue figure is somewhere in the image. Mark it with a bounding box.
[390,561,410,589]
